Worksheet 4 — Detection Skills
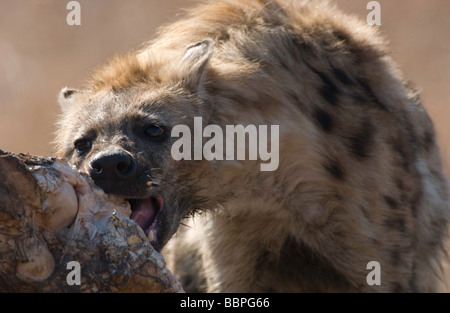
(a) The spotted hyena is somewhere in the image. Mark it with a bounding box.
[55,0,449,292]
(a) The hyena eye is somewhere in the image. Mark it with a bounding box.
[145,125,165,140]
[74,139,92,155]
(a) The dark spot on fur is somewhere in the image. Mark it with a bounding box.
[279,58,292,74]
[408,272,419,293]
[430,218,447,240]
[410,204,418,218]
[292,37,314,55]
[384,217,407,233]
[384,196,398,210]
[357,78,388,111]
[279,237,355,292]
[332,67,353,86]
[346,121,375,159]
[324,158,345,180]
[313,108,334,132]
[263,286,277,293]
[254,250,271,274]
[218,31,231,42]
[390,250,401,266]
[396,179,409,204]
[183,274,195,288]
[422,131,435,152]
[289,91,301,104]
[410,190,423,218]
[360,206,371,221]
[393,283,405,293]
[395,180,404,193]
[395,177,422,218]
[395,218,407,233]
[318,71,340,106]
[392,141,411,170]
[334,29,350,41]
[303,61,340,106]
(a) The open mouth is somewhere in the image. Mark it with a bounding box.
[127,196,163,246]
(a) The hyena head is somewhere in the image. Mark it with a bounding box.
[55,40,216,251]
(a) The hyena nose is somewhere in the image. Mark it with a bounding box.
[89,150,137,183]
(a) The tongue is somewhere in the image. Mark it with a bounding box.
[130,198,157,231]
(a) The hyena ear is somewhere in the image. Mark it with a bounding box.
[58,87,78,112]
[180,38,214,92]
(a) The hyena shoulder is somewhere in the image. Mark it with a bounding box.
[160,0,449,292]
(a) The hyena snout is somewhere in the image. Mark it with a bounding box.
[89,149,137,185]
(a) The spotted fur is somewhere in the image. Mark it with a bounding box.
[55,0,449,292]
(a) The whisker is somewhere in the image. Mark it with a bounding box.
[146,173,176,187]
[179,222,192,228]
[146,181,159,187]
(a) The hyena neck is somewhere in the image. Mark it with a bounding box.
[200,208,357,292]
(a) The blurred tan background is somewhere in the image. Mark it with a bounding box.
[0,0,449,175]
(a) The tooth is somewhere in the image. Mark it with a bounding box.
[147,230,155,242]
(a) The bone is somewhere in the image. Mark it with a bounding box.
[0,150,183,293]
